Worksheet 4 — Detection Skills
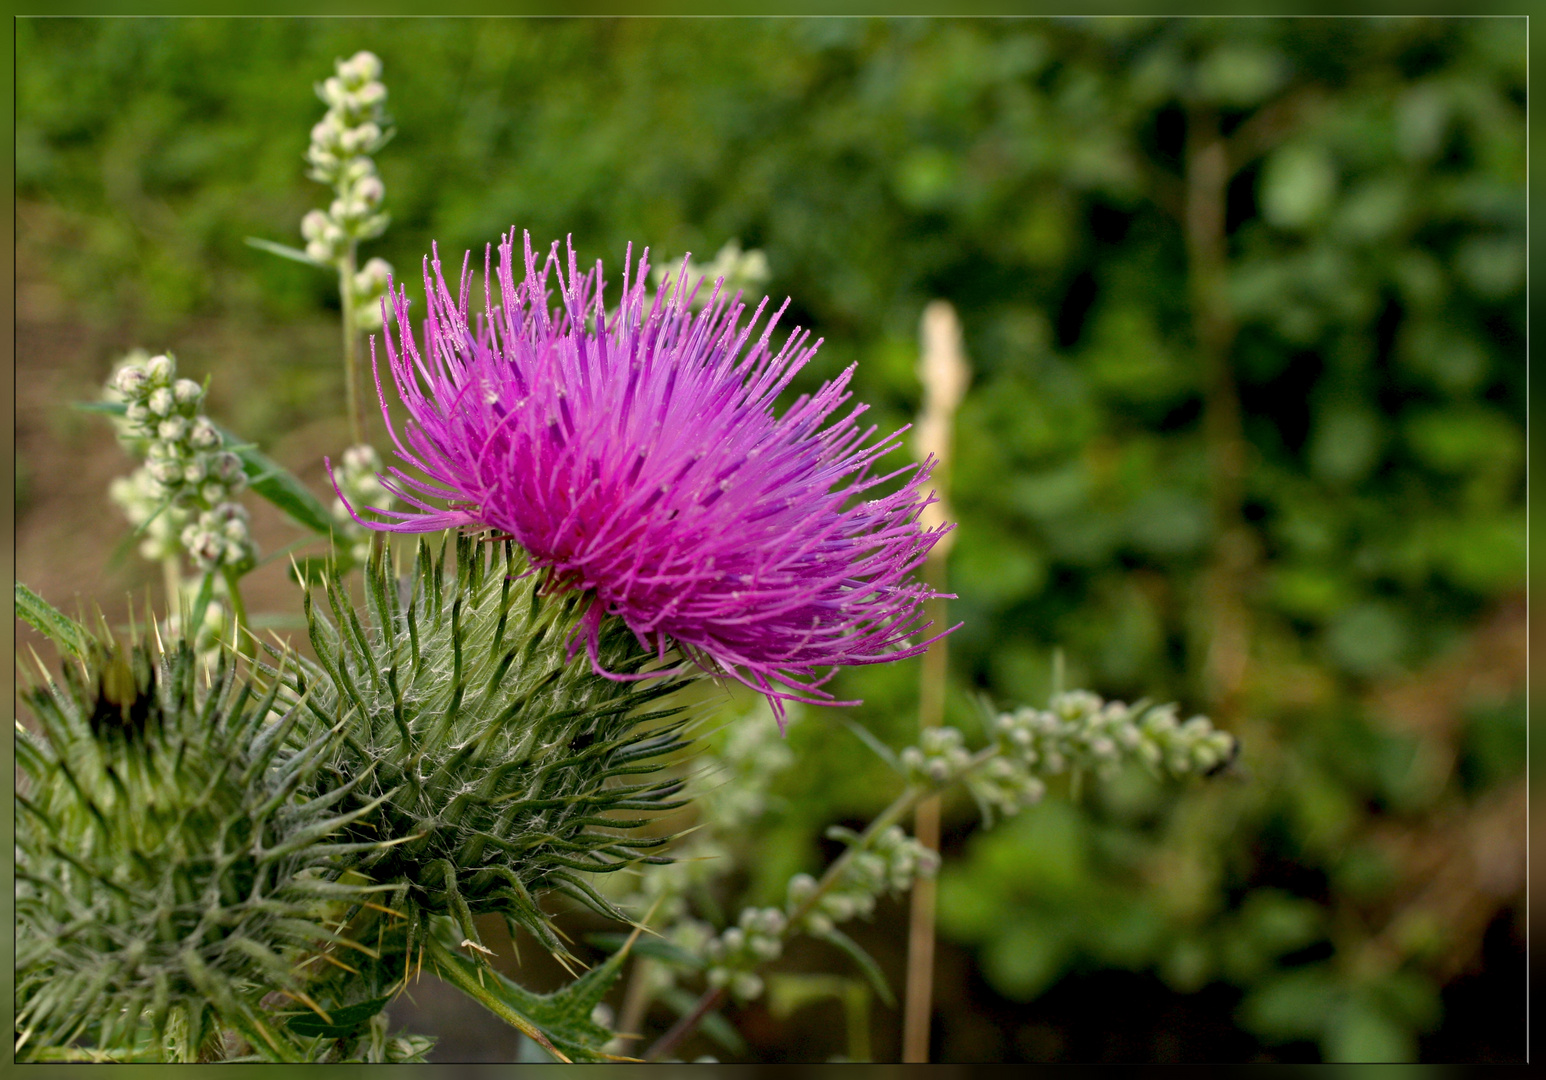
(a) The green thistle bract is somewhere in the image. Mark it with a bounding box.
[276,535,695,960]
[15,627,376,1063]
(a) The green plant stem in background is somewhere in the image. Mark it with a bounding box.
[903,298,968,1064]
[339,244,364,448]
[220,564,252,659]
[162,555,182,614]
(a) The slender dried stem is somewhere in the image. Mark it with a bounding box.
[902,299,967,1063]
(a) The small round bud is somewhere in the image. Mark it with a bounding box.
[183,458,208,484]
[157,417,188,442]
[112,365,148,396]
[352,174,385,207]
[321,76,349,110]
[355,81,387,109]
[730,972,764,1001]
[147,458,182,485]
[147,388,175,417]
[213,452,244,482]
[173,378,203,406]
[786,873,818,906]
[189,417,220,450]
[341,51,382,86]
[750,936,781,962]
[146,354,175,384]
[301,209,332,241]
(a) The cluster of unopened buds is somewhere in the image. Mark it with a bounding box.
[301,50,393,329]
[787,825,941,939]
[108,353,254,572]
[703,906,787,1002]
[992,691,1238,785]
[900,725,976,787]
[331,444,396,562]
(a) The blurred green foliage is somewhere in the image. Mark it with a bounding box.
[15,16,1524,1063]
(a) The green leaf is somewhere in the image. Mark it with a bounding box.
[426,924,636,1063]
[245,236,328,267]
[284,993,394,1039]
[840,717,902,774]
[815,926,895,1008]
[14,582,92,660]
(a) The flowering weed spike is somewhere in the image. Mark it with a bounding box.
[343,230,955,722]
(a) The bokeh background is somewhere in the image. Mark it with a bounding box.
[13,16,1525,1064]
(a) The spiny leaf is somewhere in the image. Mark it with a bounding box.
[14,582,92,660]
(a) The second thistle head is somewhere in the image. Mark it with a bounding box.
[340,230,956,721]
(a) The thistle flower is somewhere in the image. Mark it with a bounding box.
[343,231,954,718]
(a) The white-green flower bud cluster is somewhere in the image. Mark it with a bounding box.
[784,825,940,943]
[180,502,255,571]
[351,256,394,332]
[332,443,396,563]
[106,353,254,571]
[109,468,187,563]
[150,587,230,668]
[652,240,771,312]
[899,725,975,787]
[991,691,1237,784]
[703,906,788,1001]
[303,51,391,262]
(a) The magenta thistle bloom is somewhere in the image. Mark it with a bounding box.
[343,229,954,719]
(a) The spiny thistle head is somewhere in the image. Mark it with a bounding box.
[271,535,696,962]
[14,621,376,1062]
[340,230,954,722]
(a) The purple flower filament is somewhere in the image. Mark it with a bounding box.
[343,229,955,722]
